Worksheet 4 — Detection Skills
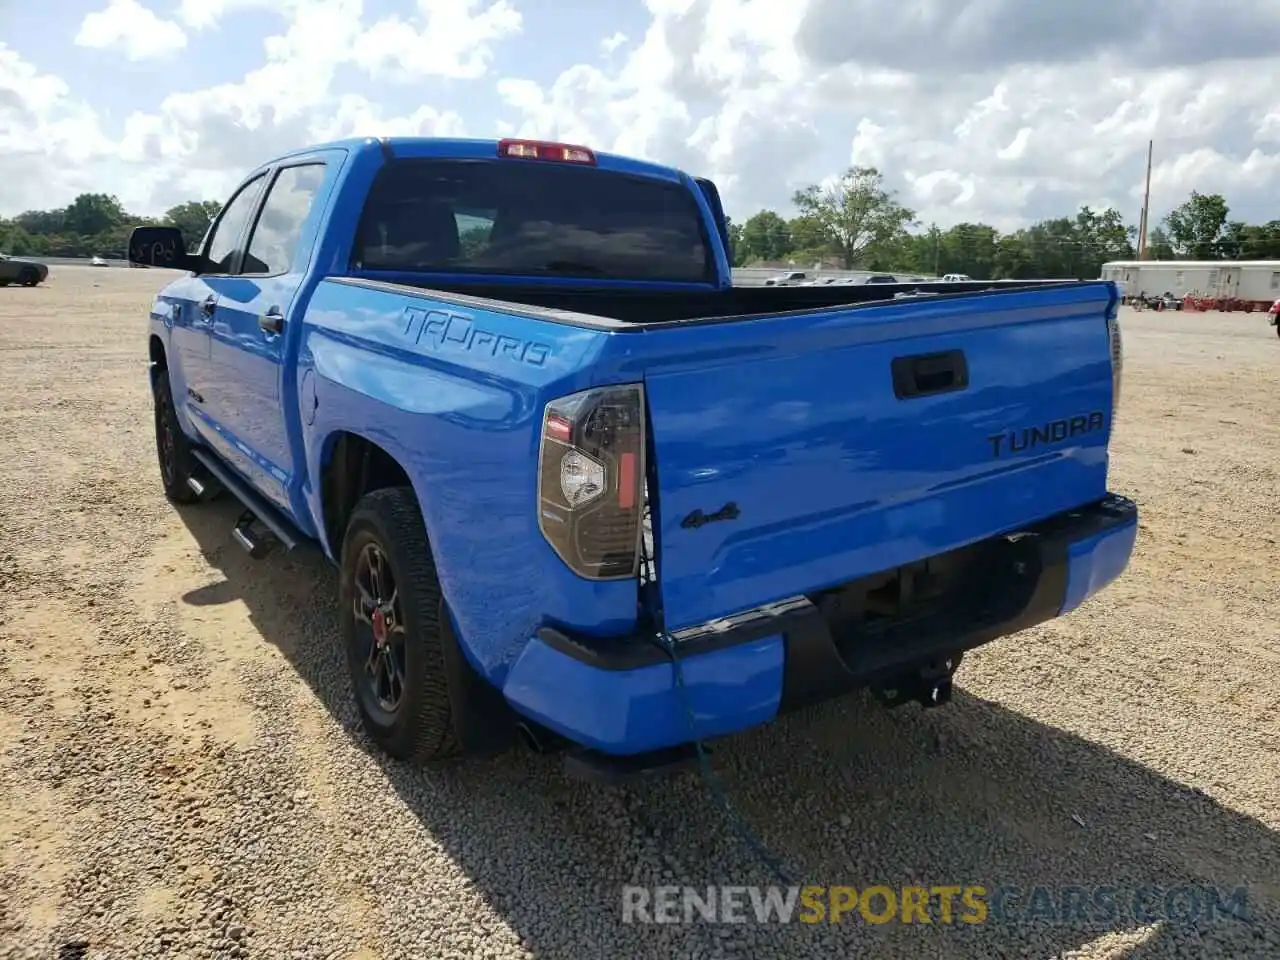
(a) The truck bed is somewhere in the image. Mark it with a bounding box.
[335,276,1088,327]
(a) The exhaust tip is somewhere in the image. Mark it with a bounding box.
[516,722,544,754]
[516,721,565,755]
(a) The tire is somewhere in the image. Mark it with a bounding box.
[18,268,39,287]
[339,487,461,764]
[152,367,202,505]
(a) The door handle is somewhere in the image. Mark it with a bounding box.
[199,294,217,320]
[891,349,969,399]
[259,307,285,334]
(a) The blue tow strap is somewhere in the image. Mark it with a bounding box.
[652,630,801,886]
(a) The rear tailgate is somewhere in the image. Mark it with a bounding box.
[639,282,1119,632]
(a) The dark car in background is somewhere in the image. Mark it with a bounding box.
[0,253,49,287]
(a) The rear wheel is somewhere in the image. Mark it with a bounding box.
[18,268,39,287]
[339,487,461,764]
[152,368,202,505]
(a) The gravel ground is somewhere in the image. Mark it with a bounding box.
[1,267,1277,960]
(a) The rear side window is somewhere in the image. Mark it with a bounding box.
[243,163,327,275]
[351,158,714,283]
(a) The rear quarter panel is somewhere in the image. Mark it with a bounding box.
[297,279,641,684]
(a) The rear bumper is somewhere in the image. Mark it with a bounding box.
[502,494,1138,757]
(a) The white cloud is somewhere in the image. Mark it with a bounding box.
[491,0,1280,231]
[74,0,187,61]
[351,0,522,81]
[5,0,1280,233]
[176,0,278,31]
[112,0,494,210]
[0,44,117,214]
[600,32,628,56]
[313,95,467,142]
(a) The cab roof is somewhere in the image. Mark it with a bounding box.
[273,136,690,184]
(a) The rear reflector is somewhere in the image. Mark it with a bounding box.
[617,452,637,511]
[498,138,597,165]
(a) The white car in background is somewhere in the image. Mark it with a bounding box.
[941,273,971,282]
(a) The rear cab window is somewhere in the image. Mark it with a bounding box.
[350,158,715,284]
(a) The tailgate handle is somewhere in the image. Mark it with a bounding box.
[891,350,969,399]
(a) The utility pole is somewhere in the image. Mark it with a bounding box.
[1137,139,1153,260]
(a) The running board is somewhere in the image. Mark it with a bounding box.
[188,448,310,558]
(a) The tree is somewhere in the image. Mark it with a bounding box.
[1074,206,1134,277]
[1236,220,1280,259]
[4,176,1271,274]
[723,216,745,266]
[935,222,999,279]
[791,166,916,269]
[738,210,792,263]
[163,200,223,249]
[784,215,824,250]
[993,233,1036,279]
[1163,192,1229,259]
[63,193,127,237]
[0,221,39,256]
[1146,226,1175,260]
[14,209,66,235]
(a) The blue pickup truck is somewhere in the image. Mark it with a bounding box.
[129,136,1137,779]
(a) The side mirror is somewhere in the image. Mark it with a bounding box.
[128,226,198,271]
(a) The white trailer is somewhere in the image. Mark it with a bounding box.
[1100,260,1280,305]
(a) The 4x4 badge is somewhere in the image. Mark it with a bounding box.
[681,502,740,530]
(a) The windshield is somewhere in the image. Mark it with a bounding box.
[351,158,715,284]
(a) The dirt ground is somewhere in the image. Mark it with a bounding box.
[1,266,1277,960]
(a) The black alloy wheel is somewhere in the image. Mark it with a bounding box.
[351,542,409,719]
[338,487,461,764]
[152,368,201,504]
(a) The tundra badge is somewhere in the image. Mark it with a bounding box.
[987,410,1106,458]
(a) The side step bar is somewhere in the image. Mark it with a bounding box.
[188,448,312,559]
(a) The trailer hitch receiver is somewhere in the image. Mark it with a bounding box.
[872,656,958,710]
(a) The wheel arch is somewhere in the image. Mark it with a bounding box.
[148,334,167,386]
[318,429,415,560]
[321,430,518,757]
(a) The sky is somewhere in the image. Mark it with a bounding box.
[1,0,1279,231]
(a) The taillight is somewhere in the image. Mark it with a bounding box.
[498,138,597,165]
[1106,309,1123,425]
[537,384,645,580]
